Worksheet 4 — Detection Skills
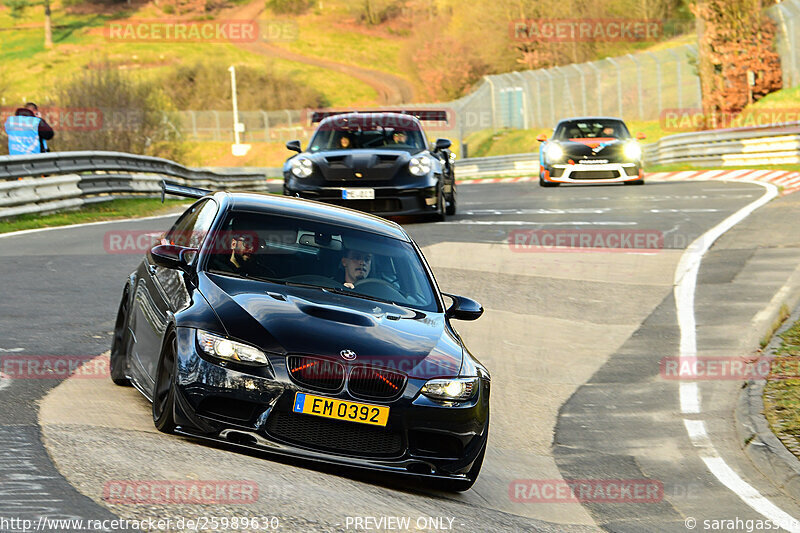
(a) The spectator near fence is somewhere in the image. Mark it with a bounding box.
[4,103,55,155]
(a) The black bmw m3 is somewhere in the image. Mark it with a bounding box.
[282,111,457,220]
[110,184,489,491]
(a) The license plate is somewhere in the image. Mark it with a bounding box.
[292,392,389,427]
[581,159,608,164]
[342,188,375,200]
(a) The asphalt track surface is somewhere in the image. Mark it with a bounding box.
[3,180,800,532]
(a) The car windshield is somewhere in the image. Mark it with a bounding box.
[204,211,439,312]
[553,119,631,140]
[308,117,428,152]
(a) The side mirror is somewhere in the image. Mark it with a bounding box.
[149,244,197,271]
[536,134,547,142]
[286,140,302,153]
[434,138,452,151]
[636,132,646,140]
[442,293,483,321]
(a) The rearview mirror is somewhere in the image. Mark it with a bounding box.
[286,140,302,153]
[636,132,646,140]
[434,138,452,151]
[442,293,483,321]
[536,134,547,142]
[149,244,197,271]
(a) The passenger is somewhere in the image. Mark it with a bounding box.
[339,134,352,149]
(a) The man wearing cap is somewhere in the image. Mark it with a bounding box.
[4,102,55,155]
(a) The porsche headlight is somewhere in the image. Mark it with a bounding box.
[409,156,432,176]
[197,330,269,365]
[624,142,642,161]
[545,143,564,162]
[420,377,479,401]
[448,151,456,164]
[290,157,314,178]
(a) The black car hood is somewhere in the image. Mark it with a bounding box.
[555,139,627,159]
[305,149,415,182]
[198,272,462,379]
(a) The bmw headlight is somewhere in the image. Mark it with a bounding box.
[420,377,479,401]
[545,143,564,163]
[624,142,642,161]
[290,157,314,178]
[409,156,432,176]
[197,330,269,365]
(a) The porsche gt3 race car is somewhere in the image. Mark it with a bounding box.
[110,183,489,491]
[283,111,456,220]
[537,117,645,187]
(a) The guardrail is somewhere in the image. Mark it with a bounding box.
[0,151,268,219]
[644,123,800,167]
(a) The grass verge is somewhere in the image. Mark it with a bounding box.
[763,310,800,458]
[0,197,187,234]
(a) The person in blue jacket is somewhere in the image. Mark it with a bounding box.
[4,103,55,155]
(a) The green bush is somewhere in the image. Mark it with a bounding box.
[51,63,186,162]
[160,59,327,111]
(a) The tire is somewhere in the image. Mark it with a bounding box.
[445,184,457,216]
[152,332,178,434]
[433,190,446,222]
[539,176,559,188]
[431,440,487,492]
[110,291,132,386]
[624,179,645,185]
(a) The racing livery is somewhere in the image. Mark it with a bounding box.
[283,111,456,220]
[537,117,645,186]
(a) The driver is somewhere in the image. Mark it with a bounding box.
[391,131,407,144]
[341,248,372,289]
[227,233,260,275]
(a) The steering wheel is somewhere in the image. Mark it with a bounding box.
[353,278,405,301]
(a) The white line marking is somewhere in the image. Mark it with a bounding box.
[0,372,9,392]
[436,220,638,226]
[673,178,800,528]
[0,348,24,352]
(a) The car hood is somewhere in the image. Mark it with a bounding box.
[554,138,627,158]
[198,272,462,379]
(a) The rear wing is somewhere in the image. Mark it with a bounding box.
[310,110,449,123]
[160,180,213,203]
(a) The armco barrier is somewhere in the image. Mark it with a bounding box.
[0,151,268,219]
[644,123,800,167]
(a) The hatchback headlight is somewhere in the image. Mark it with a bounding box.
[197,330,269,365]
[290,157,314,178]
[545,143,564,162]
[420,377,479,401]
[409,156,432,176]
[624,142,642,161]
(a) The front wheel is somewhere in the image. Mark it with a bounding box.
[110,291,132,386]
[539,176,559,188]
[445,184,457,216]
[152,333,178,434]
[433,190,446,222]
[624,179,645,185]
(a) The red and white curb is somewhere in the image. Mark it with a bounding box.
[455,171,800,195]
[647,169,800,195]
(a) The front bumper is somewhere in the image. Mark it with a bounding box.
[284,180,443,217]
[542,162,642,184]
[171,328,489,479]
